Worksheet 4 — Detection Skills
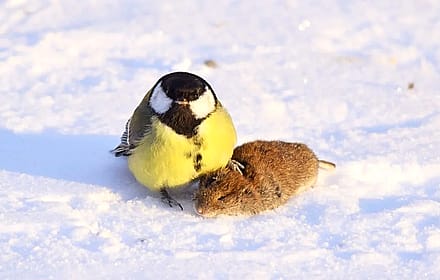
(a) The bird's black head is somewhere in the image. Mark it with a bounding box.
[160,72,209,103]
[149,72,218,138]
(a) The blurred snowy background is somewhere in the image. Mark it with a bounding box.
[1,0,439,278]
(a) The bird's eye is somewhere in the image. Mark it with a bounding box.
[190,92,200,100]
[217,195,227,201]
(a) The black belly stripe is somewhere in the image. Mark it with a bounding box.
[194,153,202,172]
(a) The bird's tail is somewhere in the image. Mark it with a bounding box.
[318,160,336,171]
[110,144,132,157]
[111,118,132,157]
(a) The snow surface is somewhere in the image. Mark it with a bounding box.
[1,0,440,278]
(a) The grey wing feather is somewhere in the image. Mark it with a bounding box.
[111,89,154,157]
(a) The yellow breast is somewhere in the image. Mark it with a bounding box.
[128,106,236,191]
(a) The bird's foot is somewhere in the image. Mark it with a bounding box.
[228,159,245,175]
[160,189,183,210]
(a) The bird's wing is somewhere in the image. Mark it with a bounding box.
[111,89,154,157]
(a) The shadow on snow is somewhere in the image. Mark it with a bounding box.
[0,128,147,200]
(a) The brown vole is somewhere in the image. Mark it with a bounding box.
[194,140,335,217]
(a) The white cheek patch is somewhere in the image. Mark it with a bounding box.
[190,88,216,119]
[150,84,172,114]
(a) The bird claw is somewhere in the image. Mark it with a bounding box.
[160,189,183,210]
[228,159,245,175]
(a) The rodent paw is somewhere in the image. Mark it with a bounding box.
[228,159,245,175]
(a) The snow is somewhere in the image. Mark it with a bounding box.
[1,0,439,278]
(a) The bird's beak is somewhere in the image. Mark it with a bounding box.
[175,100,190,105]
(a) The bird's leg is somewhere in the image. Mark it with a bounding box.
[228,159,245,175]
[160,188,183,210]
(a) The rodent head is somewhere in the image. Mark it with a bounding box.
[194,168,257,217]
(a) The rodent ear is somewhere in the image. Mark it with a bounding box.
[199,174,215,188]
[205,174,218,186]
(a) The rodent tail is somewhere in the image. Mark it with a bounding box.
[318,160,336,171]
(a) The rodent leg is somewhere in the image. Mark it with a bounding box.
[160,188,183,210]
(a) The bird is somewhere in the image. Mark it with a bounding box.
[112,72,238,210]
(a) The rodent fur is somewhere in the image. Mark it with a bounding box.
[195,140,334,217]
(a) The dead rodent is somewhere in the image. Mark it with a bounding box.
[194,140,335,217]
